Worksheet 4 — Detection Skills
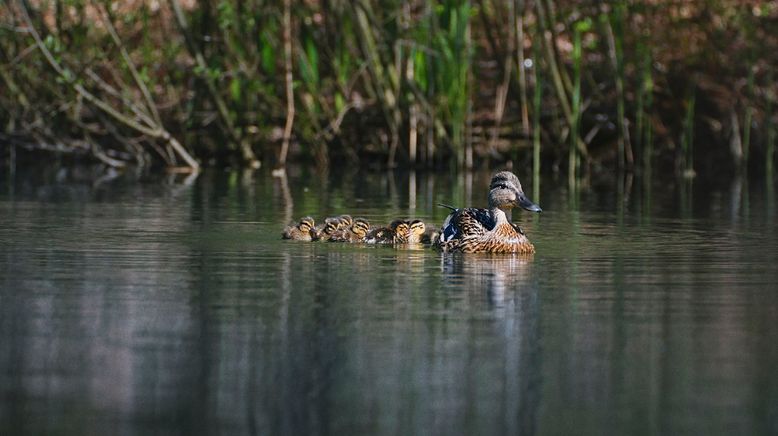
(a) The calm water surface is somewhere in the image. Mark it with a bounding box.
[1,168,777,435]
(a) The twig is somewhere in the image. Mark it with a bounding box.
[93,1,161,125]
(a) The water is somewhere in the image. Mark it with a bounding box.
[1,168,777,436]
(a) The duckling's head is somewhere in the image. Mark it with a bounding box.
[488,171,542,213]
[338,215,353,228]
[352,218,370,237]
[409,219,426,238]
[323,217,341,235]
[390,219,410,235]
[299,216,315,232]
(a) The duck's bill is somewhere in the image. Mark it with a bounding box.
[518,194,542,213]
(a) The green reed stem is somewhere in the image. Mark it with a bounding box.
[767,71,775,176]
[635,43,645,165]
[515,0,529,137]
[742,66,755,168]
[681,89,696,176]
[606,4,628,169]
[570,24,582,183]
[533,31,542,200]
[641,46,654,171]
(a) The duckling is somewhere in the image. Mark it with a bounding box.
[364,219,410,244]
[281,216,316,241]
[336,214,353,229]
[420,224,440,245]
[435,171,541,253]
[407,219,426,243]
[329,218,371,243]
[312,216,342,241]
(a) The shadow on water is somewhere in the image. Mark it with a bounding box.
[1,165,777,435]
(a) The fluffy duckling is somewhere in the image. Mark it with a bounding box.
[336,215,353,229]
[364,219,410,244]
[420,224,440,245]
[312,216,342,241]
[329,218,371,243]
[407,219,426,243]
[281,216,316,241]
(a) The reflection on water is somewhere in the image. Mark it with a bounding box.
[0,167,777,436]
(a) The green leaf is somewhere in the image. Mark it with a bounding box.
[230,77,241,103]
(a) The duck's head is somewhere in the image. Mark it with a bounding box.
[352,218,370,238]
[488,171,542,213]
[321,217,341,235]
[299,216,315,232]
[390,219,410,235]
[338,215,354,228]
[409,219,426,238]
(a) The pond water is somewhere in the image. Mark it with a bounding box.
[1,167,776,435]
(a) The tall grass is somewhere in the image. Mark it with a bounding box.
[681,88,696,178]
[767,71,775,177]
[636,43,654,171]
[532,28,542,201]
[433,0,472,167]
[0,0,776,176]
[570,19,589,184]
[742,66,755,169]
[605,2,629,170]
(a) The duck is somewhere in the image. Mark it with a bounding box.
[435,171,542,253]
[420,224,440,245]
[281,216,316,241]
[407,219,427,243]
[335,214,353,229]
[364,219,410,244]
[312,216,343,241]
[329,218,371,243]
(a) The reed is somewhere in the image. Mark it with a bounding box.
[0,0,775,176]
[434,0,473,168]
[636,43,654,171]
[681,89,696,178]
[532,27,542,201]
[767,70,775,177]
[742,66,755,169]
[604,3,630,170]
[515,0,530,137]
[569,21,582,183]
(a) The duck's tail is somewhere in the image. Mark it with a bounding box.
[437,203,458,211]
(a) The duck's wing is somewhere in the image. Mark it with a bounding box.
[440,208,495,242]
[509,222,525,235]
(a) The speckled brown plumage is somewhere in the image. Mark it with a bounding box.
[435,171,542,254]
[329,218,371,243]
[281,216,316,241]
[441,221,535,253]
[312,216,343,241]
[365,219,410,244]
[420,225,441,245]
[407,220,426,243]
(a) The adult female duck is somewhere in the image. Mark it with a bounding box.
[435,171,542,254]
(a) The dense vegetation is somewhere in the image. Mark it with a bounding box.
[1,1,776,179]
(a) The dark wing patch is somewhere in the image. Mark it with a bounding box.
[440,208,495,242]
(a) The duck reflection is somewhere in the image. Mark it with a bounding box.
[437,253,541,435]
[440,253,535,309]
